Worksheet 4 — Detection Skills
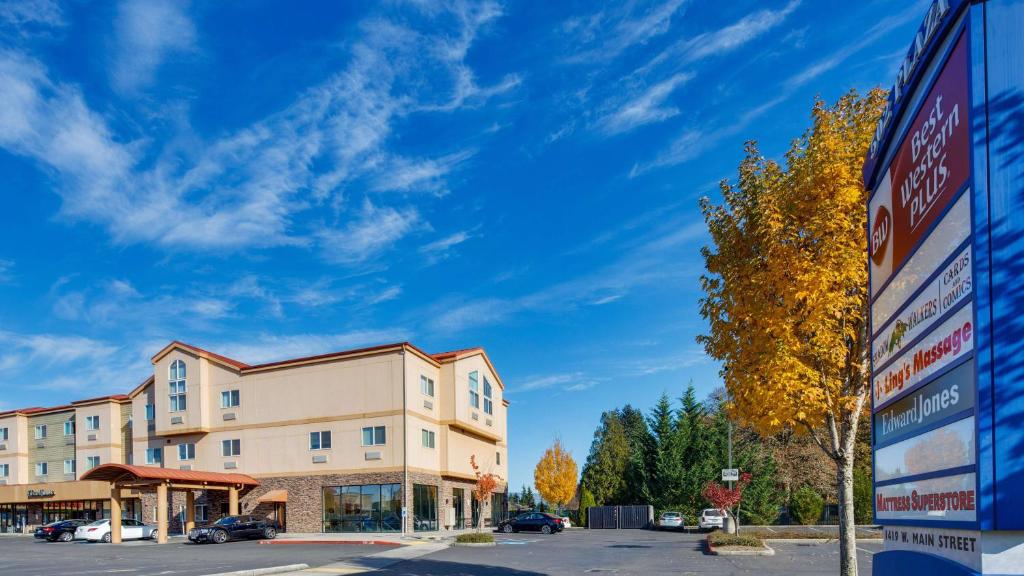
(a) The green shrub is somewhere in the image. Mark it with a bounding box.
[853,468,873,524]
[579,485,596,528]
[455,533,495,543]
[708,532,763,548]
[789,486,824,525]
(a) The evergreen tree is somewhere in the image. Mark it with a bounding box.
[578,484,596,528]
[619,405,654,505]
[520,485,536,510]
[581,411,630,505]
[647,392,682,511]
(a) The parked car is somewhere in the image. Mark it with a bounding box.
[75,519,157,543]
[698,508,726,531]
[657,511,684,529]
[497,512,564,534]
[188,515,278,544]
[34,519,88,542]
[559,516,572,528]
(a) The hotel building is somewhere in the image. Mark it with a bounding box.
[0,341,509,534]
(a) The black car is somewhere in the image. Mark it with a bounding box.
[188,515,278,544]
[34,519,88,542]
[497,512,564,534]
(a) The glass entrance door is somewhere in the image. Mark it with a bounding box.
[452,488,465,530]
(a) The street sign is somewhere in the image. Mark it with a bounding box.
[721,469,739,482]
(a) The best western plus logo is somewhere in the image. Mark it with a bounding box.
[872,205,892,267]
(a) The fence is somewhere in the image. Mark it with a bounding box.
[587,505,654,529]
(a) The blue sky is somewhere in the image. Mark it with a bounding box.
[0,0,927,491]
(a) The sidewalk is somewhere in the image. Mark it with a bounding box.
[272,537,450,575]
[266,528,490,546]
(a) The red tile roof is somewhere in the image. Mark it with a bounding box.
[80,463,259,487]
[71,394,131,405]
[152,340,251,369]
[432,347,485,361]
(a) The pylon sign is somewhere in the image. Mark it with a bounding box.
[865,1,1024,574]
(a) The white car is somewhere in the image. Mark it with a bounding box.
[560,516,572,528]
[698,508,726,531]
[658,511,684,529]
[75,519,158,543]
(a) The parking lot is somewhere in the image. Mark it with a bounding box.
[0,529,882,576]
[374,530,882,576]
[0,536,394,576]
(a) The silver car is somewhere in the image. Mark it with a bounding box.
[658,511,684,529]
[698,508,725,531]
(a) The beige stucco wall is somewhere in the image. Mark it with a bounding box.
[74,401,124,475]
[0,414,29,484]
[445,354,506,440]
[152,349,209,436]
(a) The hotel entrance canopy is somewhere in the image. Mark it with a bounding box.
[81,463,259,544]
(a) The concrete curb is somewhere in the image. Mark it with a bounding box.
[202,564,309,576]
[452,541,496,547]
[258,539,400,546]
[764,538,834,544]
[705,537,776,557]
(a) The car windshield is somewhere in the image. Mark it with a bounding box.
[215,517,239,526]
[702,509,723,517]
[87,520,108,526]
[662,512,681,518]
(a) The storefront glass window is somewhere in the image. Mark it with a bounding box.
[322,483,401,533]
[453,488,466,530]
[413,484,438,531]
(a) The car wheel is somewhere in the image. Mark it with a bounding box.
[541,525,552,535]
[212,530,228,544]
[149,531,158,541]
[502,524,513,534]
[102,533,112,543]
[59,532,73,542]
[263,527,277,539]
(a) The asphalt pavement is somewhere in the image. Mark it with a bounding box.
[0,536,395,576]
[373,529,882,576]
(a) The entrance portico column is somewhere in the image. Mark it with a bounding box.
[185,491,195,533]
[229,486,239,516]
[110,484,122,544]
[156,482,168,544]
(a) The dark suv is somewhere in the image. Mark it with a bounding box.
[497,512,564,534]
[35,519,88,542]
[188,515,278,544]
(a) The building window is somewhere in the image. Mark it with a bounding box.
[169,359,187,412]
[145,448,162,465]
[222,439,241,457]
[195,504,208,523]
[413,484,438,531]
[86,415,100,431]
[483,377,493,415]
[0,427,7,441]
[34,424,47,439]
[86,456,100,470]
[64,459,76,475]
[178,443,195,461]
[36,462,48,476]
[469,371,480,409]
[323,483,401,533]
[421,429,436,449]
[496,451,501,465]
[63,420,75,436]
[0,464,8,478]
[310,431,332,450]
[145,404,155,421]
[361,426,386,446]
[221,390,240,408]
[420,375,434,397]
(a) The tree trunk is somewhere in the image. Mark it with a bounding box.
[836,452,858,576]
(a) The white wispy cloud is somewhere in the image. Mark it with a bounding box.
[418,229,474,265]
[636,0,801,76]
[0,259,13,283]
[0,0,64,32]
[112,0,197,93]
[515,372,588,393]
[429,219,708,333]
[318,200,422,265]
[596,72,693,135]
[563,0,689,64]
[211,329,413,365]
[0,3,517,264]
[0,330,150,394]
[630,0,918,177]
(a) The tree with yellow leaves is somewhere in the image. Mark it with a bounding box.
[699,88,886,576]
[534,439,578,515]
